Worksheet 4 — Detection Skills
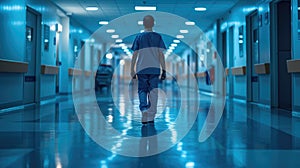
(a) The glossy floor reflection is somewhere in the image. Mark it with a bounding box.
[0,84,300,168]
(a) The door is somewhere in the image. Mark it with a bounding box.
[228,26,234,98]
[24,9,37,104]
[249,11,259,103]
[276,0,292,110]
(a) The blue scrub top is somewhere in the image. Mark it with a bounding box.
[131,31,166,74]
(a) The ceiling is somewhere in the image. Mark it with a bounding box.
[51,0,240,33]
[50,0,241,55]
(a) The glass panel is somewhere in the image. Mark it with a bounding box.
[238,26,244,57]
[44,25,50,51]
[26,26,33,42]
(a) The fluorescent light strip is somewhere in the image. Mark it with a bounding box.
[99,21,109,25]
[119,43,126,47]
[298,7,300,10]
[138,21,143,25]
[180,30,189,34]
[171,43,177,47]
[135,6,156,11]
[176,35,184,39]
[185,21,195,26]
[106,29,115,33]
[173,39,180,43]
[111,35,119,39]
[195,7,207,11]
[86,7,98,11]
[116,39,123,43]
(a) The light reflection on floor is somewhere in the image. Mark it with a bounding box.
[0,83,300,167]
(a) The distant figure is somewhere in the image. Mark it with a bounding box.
[131,15,166,124]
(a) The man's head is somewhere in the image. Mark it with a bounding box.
[143,15,155,29]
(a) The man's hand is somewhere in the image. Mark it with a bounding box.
[161,70,166,80]
[131,70,137,79]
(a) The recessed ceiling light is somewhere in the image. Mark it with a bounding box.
[116,39,123,43]
[86,7,98,11]
[171,43,177,47]
[173,40,180,43]
[195,7,207,11]
[167,49,173,53]
[180,30,189,34]
[176,35,184,39]
[106,53,113,59]
[138,21,143,25]
[99,21,109,25]
[119,43,126,47]
[135,6,156,11]
[111,35,119,39]
[169,46,175,50]
[185,21,195,26]
[298,7,300,10]
[106,29,115,33]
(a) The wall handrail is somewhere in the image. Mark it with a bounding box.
[68,68,82,76]
[231,66,246,76]
[287,59,300,73]
[84,70,92,77]
[225,68,230,76]
[41,65,59,75]
[254,63,270,74]
[0,59,28,73]
[196,72,206,78]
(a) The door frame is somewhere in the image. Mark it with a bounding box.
[246,10,258,102]
[26,6,41,103]
[270,0,292,109]
[270,0,279,107]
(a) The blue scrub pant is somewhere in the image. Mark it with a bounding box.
[137,74,159,121]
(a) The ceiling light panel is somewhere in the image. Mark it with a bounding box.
[180,30,189,33]
[99,21,109,25]
[194,7,207,11]
[135,6,156,11]
[185,21,195,26]
[106,29,115,33]
[111,35,119,39]
[86,6,98,11]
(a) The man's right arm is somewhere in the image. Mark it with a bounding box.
[159,51,166,80]
[131,51,138,78]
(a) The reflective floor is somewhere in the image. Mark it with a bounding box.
[1,83,300,168]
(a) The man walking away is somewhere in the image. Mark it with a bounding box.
[131,15,167,125]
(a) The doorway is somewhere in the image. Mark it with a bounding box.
[24,8,38,104]
[222,30,228,96]
[271,0,292,110]
[55,32,60,94]
[246,10,259,103]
